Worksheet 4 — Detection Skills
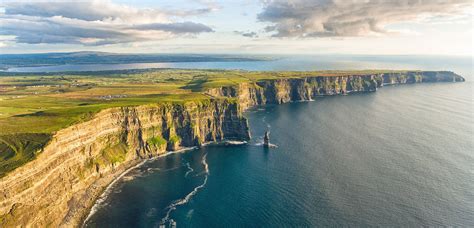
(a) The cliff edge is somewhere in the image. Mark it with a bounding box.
[0,99,249,226]
[0,70,464,227]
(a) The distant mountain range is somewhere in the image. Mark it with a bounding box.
[0,51,270,69]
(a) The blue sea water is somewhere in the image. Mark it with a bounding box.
[81,56,473,227]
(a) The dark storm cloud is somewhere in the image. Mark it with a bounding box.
[258,0,472,37]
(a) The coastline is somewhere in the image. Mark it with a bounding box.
[87,81,474,226]
[81,140,247,226]
[81,146,198,226]
[82,77,467,225]
[0,71,464,227]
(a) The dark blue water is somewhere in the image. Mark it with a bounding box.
[84,81,474,227]
[5,55,473,81]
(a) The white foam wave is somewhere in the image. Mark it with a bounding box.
[83,146,198,226]
[254,138,278,148]
[254,142,278,148]
[266,143,278,148]
[146,167,161,172]
[83,159,148,225]
[201,140,247,147]
[184,162,194,178]
[160,153,209,224]
[224,140,248,145]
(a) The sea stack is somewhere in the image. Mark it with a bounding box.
[264,131,270,148]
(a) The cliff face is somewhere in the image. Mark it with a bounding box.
[0,71,463,227]
[0,99,249,227]
[381,71,464,84]
[207,75,382,110]
[207,71,464,110]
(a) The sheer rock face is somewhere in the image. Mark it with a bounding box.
[208,75,380,110]
[381,71,464,84]
[0,71,464,227]
[263,131,270,148]
[0,99,249,227]
[207,71,464,111]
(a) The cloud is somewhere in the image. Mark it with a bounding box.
[0,0,214,46]
[234,31,258,38]
[133,22,214,34]
[258,0,472,37]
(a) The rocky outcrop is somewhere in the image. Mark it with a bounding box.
[207,71,464,110]
[263,131,270,148]
[0,70,464,227]
[0,99,249,227]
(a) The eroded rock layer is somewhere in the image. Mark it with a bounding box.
[0,71,464,227]
[0,99,249,227]
[207,71,464,110]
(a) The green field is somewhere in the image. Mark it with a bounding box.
[0,69,402,134]
[0,69,407,176]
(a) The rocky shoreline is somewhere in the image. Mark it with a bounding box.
[0,71,464,227]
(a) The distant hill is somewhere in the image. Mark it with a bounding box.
[0,52,270,69]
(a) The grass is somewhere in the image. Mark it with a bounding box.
[147,136,167,147]
[0,133,51,177]
[0,69,342,134]
[169,135,181,144]
[100,142,128,165]
[0,68,429,176]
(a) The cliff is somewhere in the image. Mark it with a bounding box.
[0,70,463,227]
[0,99,249,227]
[206,71,464,110]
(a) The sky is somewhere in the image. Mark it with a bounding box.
[0,0,472,55]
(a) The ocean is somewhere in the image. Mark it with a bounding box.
[81,56,473,227]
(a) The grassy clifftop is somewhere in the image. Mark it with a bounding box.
[0,69,463,177]
[0,69,415,135]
